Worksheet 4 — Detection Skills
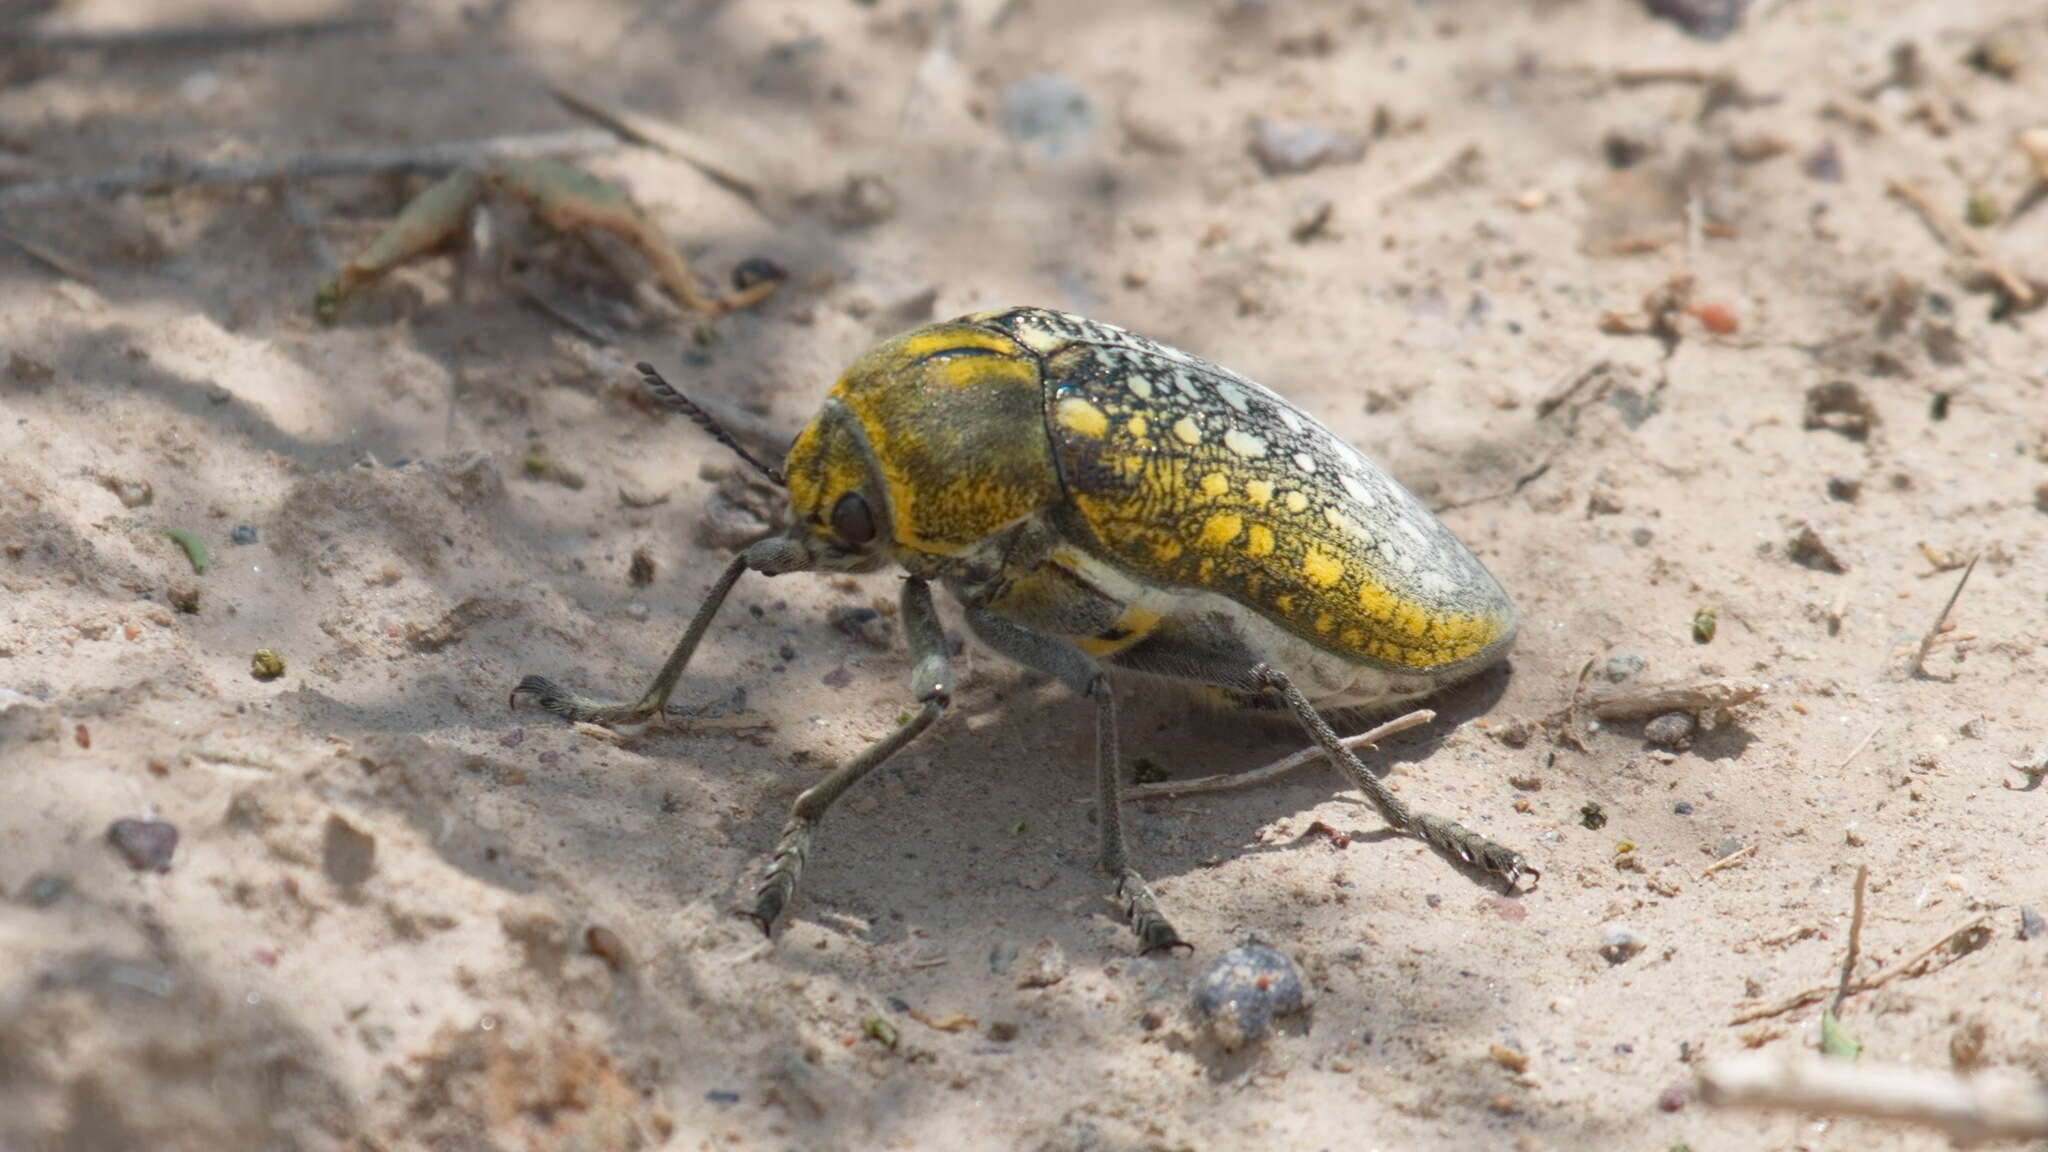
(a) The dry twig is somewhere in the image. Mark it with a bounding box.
[1832,864,1869,1018]
[0,129,619,207]
[1589,676,1765,722]
[1699,1054,2048,1143]
[1886,180,2034,305]
[1732,915,1993,1024]
[1913,553,1978,679]
[1703,844,1754,878]
[549,83,766,205]
[1122,709,1434,800]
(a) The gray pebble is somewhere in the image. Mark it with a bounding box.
[1003,75,1096,160]
[1016,937,1068,988]
[1190,943,1309,1050]
[1604,653,1647,682]
[2020,907,2045,941]
[1644,0,1745,40]
[24,872,69,906]
[1644,711,1696,748]
[108,819,178,872]
[988,940,1019,974]
[829,604,896,650]
[1673,801,1694,816]
[231,523,259,545]
[1248,117,1366,176]
[1600,925,1647,965]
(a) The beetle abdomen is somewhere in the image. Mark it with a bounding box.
[967,307,1516,677]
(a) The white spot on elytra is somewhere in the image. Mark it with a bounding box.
[1339,471,1373,506]
[1175,371,1203,399]
[1294,451,1317,474]
[1223,428,1267,458]
[1126,374,1153,400]
[1277,407,1305,435]
[1215,381,1250,413]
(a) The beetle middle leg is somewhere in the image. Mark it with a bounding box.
[1254,664,1537,891]
[966,609,1190,955]
[749,574,953,934]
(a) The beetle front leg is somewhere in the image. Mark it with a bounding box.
[1254,664,1537,891]
[751,575,952,935]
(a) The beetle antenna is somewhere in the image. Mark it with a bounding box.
[635,362,787,488]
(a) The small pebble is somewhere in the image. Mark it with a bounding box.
[1644,0,1745,40]
[1644,712,1696,748]
[1673,801,1695,816]
[1600,925,1647,965]
[989,941,1019,974]
[1249,117,1366,176]
[251,649,285,680]
[1016,937,1068,988]
[108,818,179,872]
[986,1020,1019,1042]
[1604,653,1647,682]
[2019,907,2045,941]
[1191,943,1309,1051]
[585,925,630,971]
[629,547,656,587]
[829,605,895,650]
[705,1090,740,1106]
[24,872,69,906]
[1002,74,1096,159]
[731,256,788,291]
[231,524,259,545]
[169,584,202,614]
[1657,1082,1692,1112]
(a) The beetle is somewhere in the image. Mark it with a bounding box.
[512,306,1533,953]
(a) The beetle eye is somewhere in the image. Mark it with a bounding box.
[830,492,877,546]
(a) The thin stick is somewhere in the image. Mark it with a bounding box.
[1698,1055,2048,1142]
[1703,843,1754,878]
[1835,725,1879,771]
[1732,914,1992,1024]
[1887,181,2034,305]
[0,129,619,207]
[549,83,765,204]
[0,221,94,281]
[25,14,388,50]
[1589,675,1764,722]
[1913,553,1978,678]
[1122,709,1434,800]
[1832,864,1869,1018]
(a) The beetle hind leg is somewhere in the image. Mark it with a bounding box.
[1254,664,1537,892]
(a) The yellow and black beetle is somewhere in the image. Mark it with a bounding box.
[513,306,1532,953]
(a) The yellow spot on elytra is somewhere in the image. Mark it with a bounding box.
[1275,593,1294,614]
[1314,612,1335,634]
[1342,628,1364,648]
[1198,557,1215,581]
[1126,374,1154,400]
[1201,471,1230,498]
[1245,479,1274,505]
[1173,416,1202,445]
[1199,513,1243,550]
[1245,523,1275,557]
[1056,396,1109,438]
[1283,490,1309,513]
[1223,428,1267,458]
[1301,547,1343,589]
[1127,414,1147,438]
[1151,537,1183,564]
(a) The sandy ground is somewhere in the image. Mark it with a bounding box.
[4,0,2047,1148]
